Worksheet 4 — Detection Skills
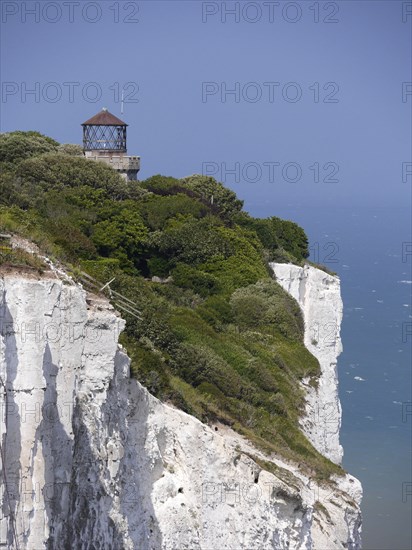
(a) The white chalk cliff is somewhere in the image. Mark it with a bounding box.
[0,265,362,549]
[271,263,344,465]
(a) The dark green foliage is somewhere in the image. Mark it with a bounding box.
[140,174,243,224]
[147,255,171,277]
[181,175,244,221]
[170,342,245,398]
[172,263,221,297]
[230,280,304,339]
[92,209,148,267]
[150,216,230,266]
[197,381,226,400]
[138,193,209,230]
[0,171,28,207]
[235,213,309,262]
[0,131,58,165]
[139,174,182,195]
[16,152,130,199]
[80,258,121,281]
[50,219,98,260]
[199,226,267,293]
[0,130,342,479]
[197,295,234,328]
[268,216,309,261]
[125,338,170,396]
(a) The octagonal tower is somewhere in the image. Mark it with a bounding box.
[81,108,140,181]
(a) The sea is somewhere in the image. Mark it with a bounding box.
[249,203,412,550]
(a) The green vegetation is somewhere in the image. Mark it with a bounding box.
[0,245,46,272]
[314,500,332,521]
[306,259,338,277]
[0,131,342,480]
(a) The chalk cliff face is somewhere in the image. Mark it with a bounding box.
[270,263,344,465]
[0,268,362,549]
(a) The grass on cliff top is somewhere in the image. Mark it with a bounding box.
[0,131,343,480]
[306,259,338,277]
[0,246,47,273]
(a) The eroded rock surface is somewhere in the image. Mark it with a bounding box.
[0,269,362,549]
[271,263,344,465]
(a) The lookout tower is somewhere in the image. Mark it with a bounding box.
[81,108,140,181]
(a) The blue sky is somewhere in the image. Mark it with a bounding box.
[1,0,411,210]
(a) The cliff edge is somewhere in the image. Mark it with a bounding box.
[0,268,362,549]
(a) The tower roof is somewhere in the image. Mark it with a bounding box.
[81,108,128,126]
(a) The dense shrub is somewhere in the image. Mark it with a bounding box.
[92,209,148,262]
[0,131,58,165]
[16,153,130,199]
[170,342,244,398]
[181,175,244,220]
[235,214,309,262]
[150,216,230,266]
[80,258,122,281]
[147,255,171,277]
[139,174,182,195]
[0,171,30,208]
[125,339,170,395]
[200,226,267,293]
[267,217,309,261]
[57,143,83,156]
[197,295,234,327]
[138,193,209,231]
[230,280,304,339]
[49,219,97,260]
[172,263,221,297]
[0,130,340,479]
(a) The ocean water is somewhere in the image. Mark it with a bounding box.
[249,204,412,550]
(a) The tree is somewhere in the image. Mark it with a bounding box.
[235,213,309,263]
[57,143,83,156]
[16,153,130,199]
[0,131,58,164]
[181,175,244,220]
[92,209,148,266]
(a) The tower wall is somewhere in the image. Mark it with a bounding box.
[84,152,140,181]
